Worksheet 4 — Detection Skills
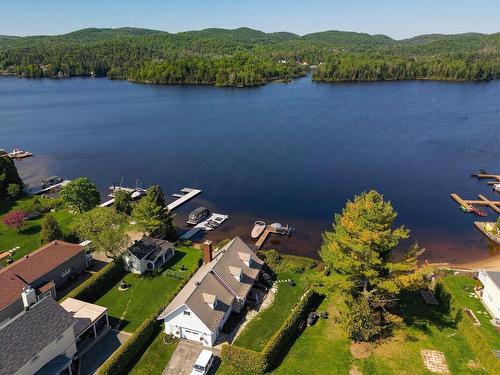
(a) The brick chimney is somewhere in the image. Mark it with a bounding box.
[203,240,213,264]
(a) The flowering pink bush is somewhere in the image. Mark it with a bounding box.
[3,210,26,232]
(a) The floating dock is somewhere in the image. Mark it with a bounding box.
[167,188,202,211]
[180,213,229,240]
[474,221,500,245]
[100,187,146,207]
[450,193,500,214]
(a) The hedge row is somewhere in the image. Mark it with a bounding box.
[64,258,126,303]
[221,290,319,373]
[98,260,202,375]
[435,280,500,373]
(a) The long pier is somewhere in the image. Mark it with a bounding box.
[32,180,71,195]
[450,193,500,214]
[167,188,201,211]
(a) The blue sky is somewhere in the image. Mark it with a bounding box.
[1,0,499,39]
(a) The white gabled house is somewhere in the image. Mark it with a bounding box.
[123,236,175,274]
[478,270,500,320]
[157,237,264,347]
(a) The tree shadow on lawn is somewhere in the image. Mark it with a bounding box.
[394,290,456,334]
[108,316,132,332]
[20,224,41,236]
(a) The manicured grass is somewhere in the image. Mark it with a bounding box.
[232,272,307,352]
[220,282,494,375]
[95,246,202,332]
[0,196,75,261]
[442,275,500,349]
[128,331,178,375]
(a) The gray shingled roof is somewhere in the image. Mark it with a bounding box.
[0,297,76,375]
[157,237,263,330]
[128,236,173,260]
[484,271,500,289]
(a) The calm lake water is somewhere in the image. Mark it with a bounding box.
[1,76,499,263]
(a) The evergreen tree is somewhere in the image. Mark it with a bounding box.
[320,190,429,341]
[40,214,63,244]
[114,190,133,215]
[132,185,175,239]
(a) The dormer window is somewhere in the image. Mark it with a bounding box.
[238,252,252,268]
[229,266,242,282]
[203,293,217,309]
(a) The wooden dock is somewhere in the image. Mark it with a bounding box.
[471,173,500,186]
[166,188,201,211]
[450,193,500,214]
[255,226,279,250]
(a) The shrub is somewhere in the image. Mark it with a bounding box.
[260,249,316,274]
[221,345,267,373]
[64,259,126,302]
[434,281,463,325]
[40,214,63,244]
[221,291,319,373]
[7,183,20,199]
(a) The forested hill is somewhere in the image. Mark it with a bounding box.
[0,27,498,86]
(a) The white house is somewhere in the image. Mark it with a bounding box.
[0,297,77,375]
[478,270,500,320]
[157,237,264,347]
[123,236,175,274]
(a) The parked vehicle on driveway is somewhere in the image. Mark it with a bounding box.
[191,349,214,375]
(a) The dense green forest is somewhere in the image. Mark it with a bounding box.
[0,27,499,86]
[0,156,23,201]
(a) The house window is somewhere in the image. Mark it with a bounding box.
[183,310,191,316]
[61,268,71,277]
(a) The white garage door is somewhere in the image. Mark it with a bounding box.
[181,327,202,342]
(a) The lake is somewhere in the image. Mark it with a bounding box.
[1,75,499,263]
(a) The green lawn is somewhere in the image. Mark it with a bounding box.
[219,280,497,375]
[95,246,202,332]
[442,275,500,350]
[233,272,307,351]
[0,196,75,262]
[128,331,178,375]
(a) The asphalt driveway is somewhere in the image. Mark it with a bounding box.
[163,340,220,375]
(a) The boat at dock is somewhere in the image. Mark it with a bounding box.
[41,176,63,188]
[8,148,33,159]
[494,184,500,193]
[470,204,488,217]
[251,221,266,239]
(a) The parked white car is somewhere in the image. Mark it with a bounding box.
[191,349,214,375]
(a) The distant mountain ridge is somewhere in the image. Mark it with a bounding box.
[0,27,498,84]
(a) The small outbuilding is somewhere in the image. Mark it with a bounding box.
[478,270,500,320]
[123,236,175,274]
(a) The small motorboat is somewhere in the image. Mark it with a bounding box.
[251,221,266,239]
[270,222,289,235]
[493,184,500,193]
[470,204,488,217]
